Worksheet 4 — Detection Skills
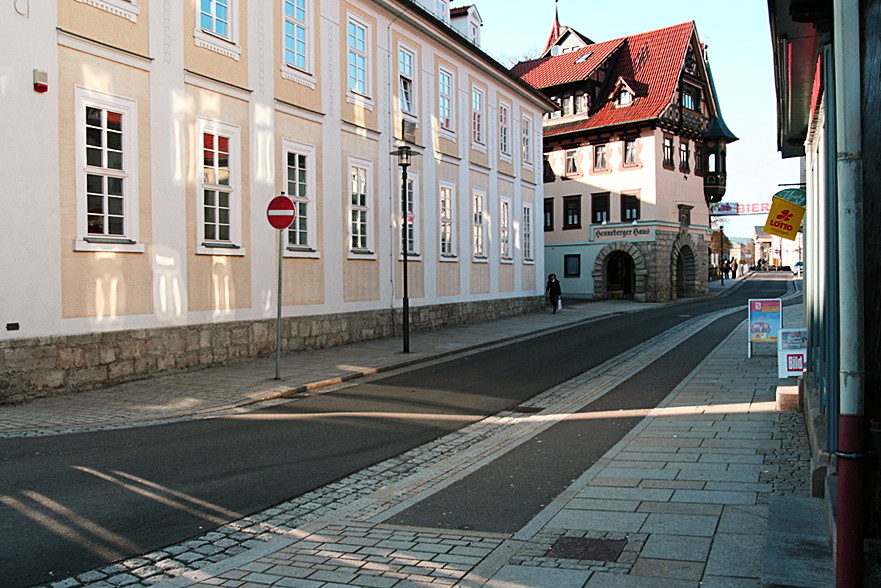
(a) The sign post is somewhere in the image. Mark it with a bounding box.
[748,298,782,358]
[267,194,296,380]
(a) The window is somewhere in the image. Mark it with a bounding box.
[401,175,417,255]
[679,141,690,172]
[202,133,232,243]
[565,149,579,176]
[563,195,581,229]
[439,181,455,257]
[471,86,485,145]
[522,116,532,165]
[283,0,308,71]
[544,198,554,231]
[662,136,674,168]
[543,154,556,183]
[564,254,581,277]
[592,192,610,224]
[499,102,510,157]
[593,144,608,171]
[347,18,368,95]
[197,118,243,254]
[617,89,632,106]
[472,190,486,258]
[75,0,140,23]
[695,145,705,174]
[200,0,230,38]
[398,47,414,114]
[349,163,370,252]
[438,67,454,132]
[500,198,511,260]
[621,192,640,221]
[523,204,534,261]
[574,92,588,115]
[624,139,638,166]
[75,88,142,252]
[285,142,315,252]
[561,95,572,117]
[435,0,449,22]
[681,88,697,111]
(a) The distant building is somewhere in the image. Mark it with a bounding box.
[511,16,737,301]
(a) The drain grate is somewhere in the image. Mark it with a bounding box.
[545,537,627,561]
[512,406,543,414]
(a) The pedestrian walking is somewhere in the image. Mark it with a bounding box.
[546,274,562,313]
[721,259,730,280]
[730,258,738,278]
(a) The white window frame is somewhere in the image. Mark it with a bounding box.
[521,115,533,167]
[75,0,140,23]
[348,158,375,258]
[282,140,319,258]
[471,85,485,148]
[399,171,420,258]
[472,189,487,261]
[398,44,416,117]
[624,138,638,166]
[438,66,455,137]
[498,101,511,160]
[439,181,457,260]
[346,15,370,98]
[522,203,534,263]
[282,0,309,73]
[500,197,512,262]
[196,117,244,256]
[74,87,143,253]
[193,0,242,61]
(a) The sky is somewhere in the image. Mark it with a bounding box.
[469,0,801,239]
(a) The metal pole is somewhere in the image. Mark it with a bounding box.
[833,1,865,586]
[401,163,410,353]
[275,228,283,380]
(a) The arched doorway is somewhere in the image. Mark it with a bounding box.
[675,245,697,298]
[606,251,635,298]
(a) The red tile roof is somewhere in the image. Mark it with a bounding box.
[511,22,697,137]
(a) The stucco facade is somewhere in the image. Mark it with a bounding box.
[0,0,550,400]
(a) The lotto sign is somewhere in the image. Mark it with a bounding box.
[778,329,808,378]
[763,188,807,241]
[748,299,782,343]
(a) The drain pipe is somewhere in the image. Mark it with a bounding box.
[832,1,865,586]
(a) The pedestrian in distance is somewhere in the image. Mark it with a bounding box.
[730,258,738,278]
[721,259,730,280]
[546,273,562,314]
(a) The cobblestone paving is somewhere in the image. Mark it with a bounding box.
[40,286,812,588]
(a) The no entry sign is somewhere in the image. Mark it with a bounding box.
[267,195,296,229]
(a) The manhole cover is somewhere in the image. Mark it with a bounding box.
[512,406,543,414]
[546,537,627,561]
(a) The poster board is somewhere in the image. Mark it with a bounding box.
[778,328,808,378]
[748,299,782,358]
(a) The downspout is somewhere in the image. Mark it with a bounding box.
[832,1,865,586]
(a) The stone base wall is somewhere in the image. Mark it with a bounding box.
[0,296,543,404]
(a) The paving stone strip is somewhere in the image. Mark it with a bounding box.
[42,307,743,588]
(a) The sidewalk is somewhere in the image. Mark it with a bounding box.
[0,275,745,437]
[9,273,822,588]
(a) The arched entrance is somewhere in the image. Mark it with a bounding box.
[674,245,697,298]
[606,250,636,298]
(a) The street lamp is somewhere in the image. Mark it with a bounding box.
[390,144,420,352]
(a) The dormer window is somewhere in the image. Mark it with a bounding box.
[617,89,632,106]
[681,87,698,111]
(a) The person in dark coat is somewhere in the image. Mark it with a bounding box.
[546,274,562,313]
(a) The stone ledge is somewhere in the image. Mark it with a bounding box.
[761,495,834,587]
[776,385,800,411]
[1,296,543,404]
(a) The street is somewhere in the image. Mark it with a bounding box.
[0,278,789,587]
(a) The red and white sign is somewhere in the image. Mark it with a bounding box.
[267,195,296,229]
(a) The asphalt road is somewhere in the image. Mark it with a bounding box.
[0,277,789,587]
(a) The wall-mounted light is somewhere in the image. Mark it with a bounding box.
[33,69,48,93]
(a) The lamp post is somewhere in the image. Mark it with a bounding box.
[390,145,420,353]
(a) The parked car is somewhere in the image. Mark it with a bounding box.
[792,261,804,276]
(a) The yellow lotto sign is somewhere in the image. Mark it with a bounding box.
[763,196,805,240]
